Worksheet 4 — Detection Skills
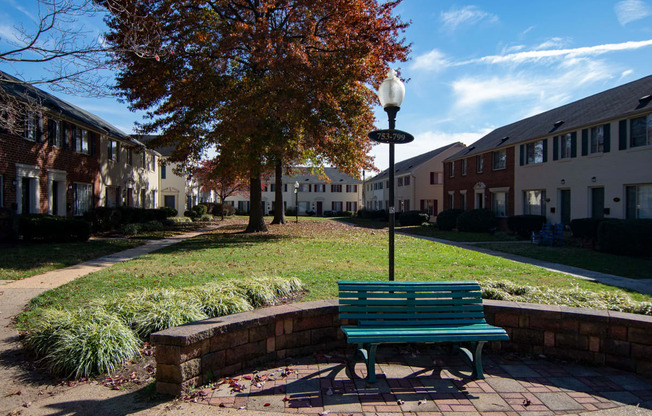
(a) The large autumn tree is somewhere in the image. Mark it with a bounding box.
[101,0,409,232]
[193,158,248,220]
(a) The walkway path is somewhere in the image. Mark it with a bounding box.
[406,233,652,296]
[1,225,652,415]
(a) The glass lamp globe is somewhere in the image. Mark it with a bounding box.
[378,69,405,108]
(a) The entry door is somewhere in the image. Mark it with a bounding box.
[316,201,323,216]
[22,177,31,214]
[591,187,604,219]
[560,190,571,225]
[52,181,59,215]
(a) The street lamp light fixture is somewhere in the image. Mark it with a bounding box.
[377,69,406,281]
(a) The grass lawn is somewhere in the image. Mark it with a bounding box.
[475,242,652,280]
[0,239,145,280]
[19,217,651,329]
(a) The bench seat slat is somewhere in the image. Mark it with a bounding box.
[341,312,486,321]
[341,298,483,306]
[340,305,485,313]
[339,292,482,300]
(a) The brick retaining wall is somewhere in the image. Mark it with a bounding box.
[151,299,652,395]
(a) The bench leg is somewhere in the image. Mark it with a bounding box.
[471,341,487,379]
[356,343,379,383]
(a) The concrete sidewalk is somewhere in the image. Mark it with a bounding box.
[405,233,652,296]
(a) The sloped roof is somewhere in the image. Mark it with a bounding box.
[283,167,361,184]
[447,74,652,161]
[0,70,134,143]
[368,141,465,181]
[134,134,177,157]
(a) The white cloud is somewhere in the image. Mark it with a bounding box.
[461,39,652,65]
[450,59,615,114]
[534,37,570,50]
[615,0,651,25]
[440,5,498,32]
[620,69,634,79]
[411,49,449,71]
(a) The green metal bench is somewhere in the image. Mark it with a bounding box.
[338,280,509,382]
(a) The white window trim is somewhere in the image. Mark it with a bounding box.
[16,164,41,214]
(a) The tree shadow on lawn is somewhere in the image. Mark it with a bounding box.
[154,228,295,255]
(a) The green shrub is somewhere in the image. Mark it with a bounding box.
[507,215,547,239]
[436,209,463,231]
[597,219,652,257]
[212,203,236,217]
[118,221,164,235]
[285,207,297,216]
[199,214,213,222]
[398,210,430,226]
[456,209,497,233]
[165,217,191,224]
[184,209,199,220]
[570,218,605,240]
[158,206,178,217]
[192,204,208,216]
[25,308,140,378]
[19,215,91,242]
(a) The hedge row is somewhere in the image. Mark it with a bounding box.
[19,215,91,242]
[85,207,177,232]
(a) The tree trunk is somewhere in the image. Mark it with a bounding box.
[271,160,286,225]
[245,174,268,233]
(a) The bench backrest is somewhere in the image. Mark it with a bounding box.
[338,280,486,327]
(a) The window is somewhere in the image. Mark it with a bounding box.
[48,119,62,147]
[460,192,467,210]
[526,140,544,164]
[398,199,410,212]
[523,190,546,216]
[448,193,454,209]
[560,133,572,159]
[284,184,288,192]
[332,201,343,211]
[269,184,275,192]
[590,125,604,153]
[430,172,439,184]
[331,184,342,192]
[141,189,146,208]
[626,184,652,219]
[73,183,93,216]
[108,140,119,161]
[161,165,166,179]
[492,192,508,217]
[397,177,403,187]
[421,199,435,215]
[23,112,40,141]
[404,176,410,185]
[346,201,357,212]
[493,149,506,170]
[346,184,357,192]
[314,184,326,192]
[461,159,467,176]
[476,155,484,173]
[298,183,310,192]
[75,128,89,154]
[630,115,652,148]
[449,161,455,178]
[127,148,133,165]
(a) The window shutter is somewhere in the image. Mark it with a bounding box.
[581,129,588,156]
[62,122,69,149]
[542,139,548,163]
[619,119,627,150]
[90,132,97,156]
[571,132,577,158]
[48,119,56,146]
[603,123,610,153]
[553,136,558,161]
[519,144,525,166]
[71,126,77,151]
[116,142,120,162]
[420,200,424,211]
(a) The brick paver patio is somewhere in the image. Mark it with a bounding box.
[186,345,652,415]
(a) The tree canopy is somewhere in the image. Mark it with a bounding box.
[101,0,409,232]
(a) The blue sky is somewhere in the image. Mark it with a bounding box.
[2,0,652,173]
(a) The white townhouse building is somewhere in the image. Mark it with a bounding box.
[364,142,466,220]
[224,167,363,215]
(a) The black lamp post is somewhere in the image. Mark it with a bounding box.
[294,181,299,224]
[373,69,407,281]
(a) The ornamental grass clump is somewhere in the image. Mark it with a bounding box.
[481,279,652,315]
[184,284,253,317]
[25,308,140,378]
[231,275,305,307]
